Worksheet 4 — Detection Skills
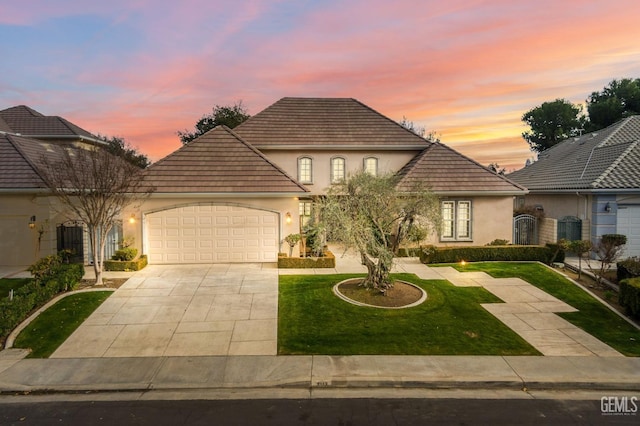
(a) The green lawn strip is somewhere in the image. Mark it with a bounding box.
[447,262,640,356]
[0,278,32,297]
[13,291,112,358]
[278,273,540,355]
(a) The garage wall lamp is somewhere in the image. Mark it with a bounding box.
[604,202,611,213]
[128,214,136,224]
[28,215,36,229]
[285,212,292,224]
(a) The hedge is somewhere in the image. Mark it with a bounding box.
[619,277,640,319]
[419,244,564,265]
[617,258,640,282]
[0,257,84,339]
[104,255,148,271]
[278,251,336,268]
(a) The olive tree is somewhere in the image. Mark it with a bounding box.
[318,170,440,293]
[39,145,154,285]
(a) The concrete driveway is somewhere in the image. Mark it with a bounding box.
[51,264,278,358]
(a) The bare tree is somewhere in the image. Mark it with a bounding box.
[319,170,441,293]
[39,145,154,285]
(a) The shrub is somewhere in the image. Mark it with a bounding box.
[617,257,640,281]
[278,251,335,268]
[104,255,147,271]
[419,244,562,264]
[486,239,510,246]
[0,258,83,339]
[112,247,138,261]
[591,234,627,284]
[619,277,640,319]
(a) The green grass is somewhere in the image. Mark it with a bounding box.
[13,291,112,358]
[278,273,540,355]
[0,278,32,298]
[447,262,640,356]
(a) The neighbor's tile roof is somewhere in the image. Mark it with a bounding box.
[144,126,309,193]
[396,143,526,194]
[508,116,640,191]
[234,97,431,148]
[0,105,97,140]
[0,133,63,189]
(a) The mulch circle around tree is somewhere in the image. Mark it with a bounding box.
[334,278,427,309]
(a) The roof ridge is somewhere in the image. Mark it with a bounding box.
[4,134,49,185]
[223,125,308,192]
[592,140,638,188]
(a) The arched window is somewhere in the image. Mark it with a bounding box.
[364,157,378,176]
[298,156,313,183]
[331,157,345,183]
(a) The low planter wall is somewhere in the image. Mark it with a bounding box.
[278,251,335,269]
[104,255,148,272]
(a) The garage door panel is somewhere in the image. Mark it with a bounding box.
[147,205,279,264]
[618,206,640,257]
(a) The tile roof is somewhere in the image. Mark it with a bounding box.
[0,133,68,189]
[144,126,309,194]
[0,105,98,141]
[234,97,431,149]
[396,143,525,194]
[508,116,640,191]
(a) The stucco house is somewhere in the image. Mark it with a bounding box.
[508,116,640,258]
[0,105,110,268]
[1,98,526,268]
[133,97,526,264]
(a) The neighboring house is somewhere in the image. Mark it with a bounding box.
[508,116,640,258]
[136,98,525,264]
[0,106,110,267]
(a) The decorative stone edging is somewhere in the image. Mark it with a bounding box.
[332,278,427,309]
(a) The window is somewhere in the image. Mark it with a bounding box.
[299,200,312,227]
[364,157,378,176]
[331,157,345,183]
[441,200,472,241]
[298,157,312,183]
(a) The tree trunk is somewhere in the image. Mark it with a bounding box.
[361,252,392,293]
[89,226,103,286]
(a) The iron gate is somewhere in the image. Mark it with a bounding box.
[513,214,538,245]
[56,222,84,263]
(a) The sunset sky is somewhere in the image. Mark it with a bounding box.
[2,1,640,171]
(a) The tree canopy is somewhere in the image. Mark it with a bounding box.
[521,99,586,153]
[100,135,151,169]
[319,170,440,293]
[587,78,640,129]
[39,146,154,285]
[178,101,250,144]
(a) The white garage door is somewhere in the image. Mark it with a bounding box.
[146,205,278,264]
[617,205,640,258]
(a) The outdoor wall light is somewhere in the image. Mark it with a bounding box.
[285,212,292,224]
[128,214,136,224]
[605,202,611,213]
[28,215,36,229]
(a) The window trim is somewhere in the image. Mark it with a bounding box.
[363,156,378,176]
[330,156,346,183]
[298,156,313,184]
[440,200,473,242]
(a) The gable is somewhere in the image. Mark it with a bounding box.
[144,126,308,194]
[396,143,525,194]
[234,97,431,149]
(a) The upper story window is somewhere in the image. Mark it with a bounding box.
[298,156,313,184]
[331,157,345,183]
[364,157,378,176]
[441,200,472,241]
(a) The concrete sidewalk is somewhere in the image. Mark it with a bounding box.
[1,351,639,393]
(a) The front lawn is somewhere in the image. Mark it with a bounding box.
[449,262,640,356]
[13,291,112,358]
[278,273,540,355]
